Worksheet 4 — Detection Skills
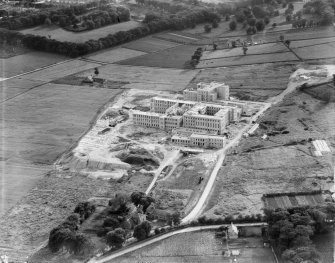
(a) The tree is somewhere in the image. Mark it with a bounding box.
[48,227,76,253]
[44,18,52,26]
[229,20,237,31]
[255,20,265,31]
[264,16,270,25]
[248,17,256,26]
[103,217,120,229]
[167,212,181,226]
[204,24,211,33]
[106,228,126,248]
[131,191,146,206]
[133,221,151,240]
[286,14,292,22]
[288,3,294,10]
[272,22,277,28]
[212,19,219,28]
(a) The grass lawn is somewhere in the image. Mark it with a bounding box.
[117,44,196,69]
[0,51,68,78]
[20,21,141,43]
[115,231,277,263]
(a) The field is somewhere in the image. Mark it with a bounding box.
[197,51,298,68]
[84,47,146,63]
[187,62,294,101]
[20,21,141,43]
[74,64,199,92]
[115,231,277,263]
[202,42,288,60]
[122,36,180,53]
[203,91,335,218]
[19,59,100,82]
[264,193,324,209]
[0,82,122,217]
[117,44,197,69]
[0,44,30,59]
[0,51,68,78]
[293,41,335,60]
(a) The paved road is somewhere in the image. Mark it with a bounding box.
[88,223,267,263]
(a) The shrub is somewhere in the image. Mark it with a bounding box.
[272,22,277,28]
[44,18,52,26]
[264,16,270,25]
[212,19,219,28]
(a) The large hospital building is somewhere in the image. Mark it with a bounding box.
[132,82,245,148]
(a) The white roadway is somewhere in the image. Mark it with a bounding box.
[88,223,267,263]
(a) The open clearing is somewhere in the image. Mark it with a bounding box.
[75,64,199,92]
[204,90,335,218]
[115,231,277,263]
[20,21,141,43]
[0,51,68,78]
[188,62,294,101]
[117,44,196,69]
[84,47,146,64]
[0,82,122,217]
[122,36,180,53]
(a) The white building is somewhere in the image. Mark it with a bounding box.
[171,134,226,149]
[183,82,230,102]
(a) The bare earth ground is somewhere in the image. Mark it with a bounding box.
[114,230,277,263]
[204,90,335,218]
[20,21,141,43]
[187,62,295,101]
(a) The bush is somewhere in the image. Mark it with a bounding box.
[246,26,257,35]
[264,16,270,25]
[272,22,277,28]
[44,18,52,26]
[74,201,96,220]
[229,20,237,31]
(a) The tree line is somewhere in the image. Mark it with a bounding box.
[0,7,220,57]
[0,1,129,31]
